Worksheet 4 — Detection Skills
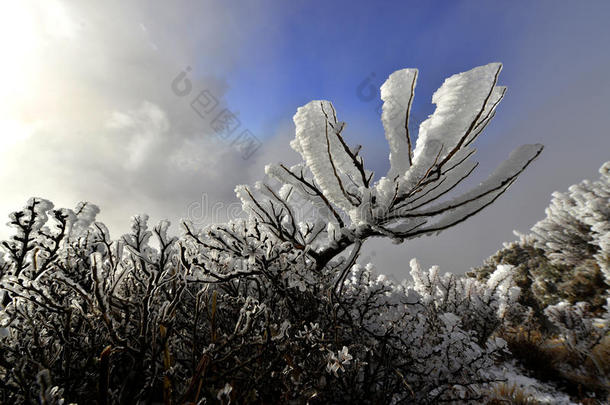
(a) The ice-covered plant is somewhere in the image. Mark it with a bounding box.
[544,300,609,392]
[472,162,610,318]
[1,63,542,404]
[530,161,610,283]
[469,163,610,401]
[545,301,607,356]
[245,63,542,271]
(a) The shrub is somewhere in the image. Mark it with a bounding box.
[1,63,543,404]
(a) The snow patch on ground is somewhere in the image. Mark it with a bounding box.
[494,361,576,404]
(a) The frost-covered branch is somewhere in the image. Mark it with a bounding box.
[242,63,542,270]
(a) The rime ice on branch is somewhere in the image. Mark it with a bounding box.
[239,63,543,269]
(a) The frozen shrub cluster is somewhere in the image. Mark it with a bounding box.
[545,301,608,357]
[336,260,520,402]
[471,163,610,402]
[0,203,520,403]
[545,300,609,393]
[0,63,546,403]
[530,162,610,283]
[471,162,610,314]
[0,202,187,403]
[470,236,608,316]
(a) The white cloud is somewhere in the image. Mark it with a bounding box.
[0,0,271,239]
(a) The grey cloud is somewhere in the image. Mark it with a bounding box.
[0,1,270,239]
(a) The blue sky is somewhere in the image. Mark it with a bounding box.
[221,1,608,142]
[1,1,609,276]
[210,1,610,179]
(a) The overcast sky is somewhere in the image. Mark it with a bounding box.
[1,1,609,279]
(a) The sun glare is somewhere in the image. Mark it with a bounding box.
[0,0,75,152]
[0,1,40,150]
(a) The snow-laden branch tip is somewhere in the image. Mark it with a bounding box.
[241,63,543,267]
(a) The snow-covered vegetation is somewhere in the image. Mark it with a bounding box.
[0,64,607,404]
[470,162,609,403]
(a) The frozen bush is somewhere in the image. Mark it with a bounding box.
[0,63,542,404]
